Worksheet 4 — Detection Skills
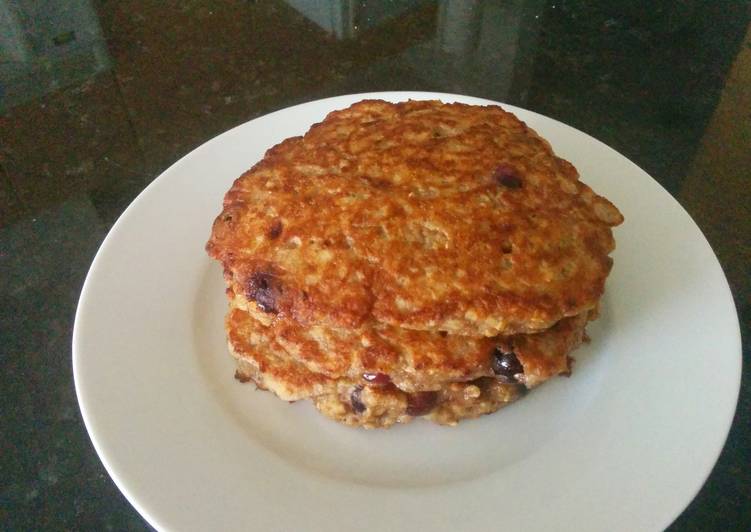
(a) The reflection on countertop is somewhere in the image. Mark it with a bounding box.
[1,1,749,530]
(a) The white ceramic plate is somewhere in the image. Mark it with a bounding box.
[73,92,741,532]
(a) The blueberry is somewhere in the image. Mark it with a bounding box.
[491,348,524,383]
[351,386,366,414]
[406,392,438,416]
[493,164,523,189]
[362,372,391,386]
[246,271,282,313]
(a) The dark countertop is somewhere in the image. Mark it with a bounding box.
[1,1,748,530]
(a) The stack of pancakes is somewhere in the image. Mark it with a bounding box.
[206,100,623,428]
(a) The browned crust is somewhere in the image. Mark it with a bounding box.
[231,294,588,392]
[207,99,622,336]
[226,305,588,427]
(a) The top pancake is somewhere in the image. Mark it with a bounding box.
[207,99,623,336]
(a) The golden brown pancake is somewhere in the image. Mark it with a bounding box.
[208,99,622,337]
[231,291,588,392]
[229,307,526,427]
[226,304,587,427]
[209,99,622,428]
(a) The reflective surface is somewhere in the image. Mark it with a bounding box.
[1,1,748,530]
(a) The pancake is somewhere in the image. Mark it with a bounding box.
[226,304,587,427]
[229,306,526,427]
[207,99,623,337]
[210,99,623,428]
[231,290,588,392]
[312,377,524,428]
[226,307,335,401]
